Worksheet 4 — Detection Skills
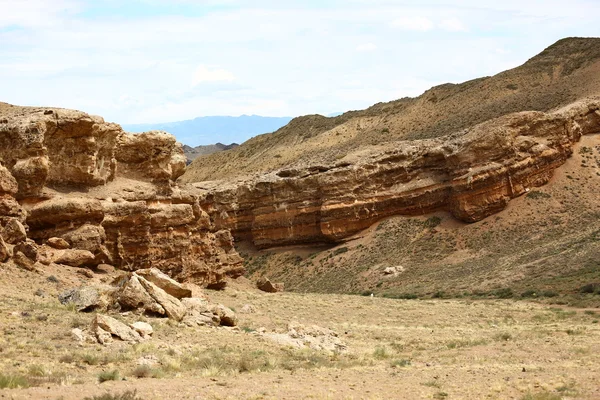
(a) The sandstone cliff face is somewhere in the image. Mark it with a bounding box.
[195,99,600,249]
[0,103,243,286]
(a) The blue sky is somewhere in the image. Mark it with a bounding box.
[1,0,599,125]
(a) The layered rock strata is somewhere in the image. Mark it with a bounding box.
[195,99,600,248]
[0,103,243,286]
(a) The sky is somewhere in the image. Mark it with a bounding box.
[1,0,599,125]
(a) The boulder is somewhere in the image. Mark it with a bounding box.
[136,268,192,299]
[1,218,26,244]
[257,277,284,293]
[58,286,113,312]
[137,275,186,321]
[54,249,95,267]
[14,240,38,262]
[13,251,35,270]
[92,314,143,344]
[209,304,237,327]
[47,237,70,249]
[239,304,257,314]
[118,275,166,316]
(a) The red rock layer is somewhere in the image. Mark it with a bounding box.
[197,99,600,249]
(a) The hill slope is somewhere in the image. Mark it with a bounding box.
[182,37,600,183]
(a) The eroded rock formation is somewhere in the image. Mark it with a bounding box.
[0,103,243,286]
[195,99,600,248]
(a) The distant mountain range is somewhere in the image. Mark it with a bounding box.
[122,115,293,147]
[182,143,239,164]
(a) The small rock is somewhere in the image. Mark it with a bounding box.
[95,264,115,274]
[34,288,45,297]
[47,237,70,250]
[0,236,9,262]
[71,328,87,342]
[77,268,95,279]
[239,304,257,314]
[130,321,153,339]
[92,314,143,344]
[209,304,237,327]
[136,355,159,366]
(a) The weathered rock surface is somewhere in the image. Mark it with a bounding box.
[118,274,166,316]
[256,277,284,293]
[136,275,186,321]
[92,314,144,344]
[136,268,191,299]
[196,99,600,248]
[0,103,244,287]
[58,286,114,312]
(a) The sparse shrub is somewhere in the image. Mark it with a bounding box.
[521,289,538,298]
[390,358,411,367]
[526,191,551,200]
[506,83,518,90]
[381,127,390,134]
[84,390,143,400]
[520,392,562,400]
[98,370,120,383]
[0,374,29,389]
[131,365,153,379]
[579,283,600,294]
[494,332,512,342]
[332,247,348,256]
[373,346,390,359]
[493,288,514,299]
[424,216,442,228]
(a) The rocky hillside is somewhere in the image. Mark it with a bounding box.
[182,37,600,183]
[192,99,600,248]
[183,142,239,163]
[0,103,243,287]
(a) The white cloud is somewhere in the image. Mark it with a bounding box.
[1,0,599,135]
[192,65,236,86]
[391,16,434,31]
[356,43,377,52]
[439,17,468,32]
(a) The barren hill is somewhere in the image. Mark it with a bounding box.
[182,37,600,183]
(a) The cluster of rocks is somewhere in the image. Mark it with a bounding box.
[0,104,244,287]
[259,321,347,353]
[60,268,237,345]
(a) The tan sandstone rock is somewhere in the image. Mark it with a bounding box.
[136,268,192,299]
[137,276,186,321]
[92,314,143,344]
[118,274,166,316]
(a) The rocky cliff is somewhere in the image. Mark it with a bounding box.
[193,99,600,248]
[0,103,243,286]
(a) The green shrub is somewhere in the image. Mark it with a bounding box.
[0,374,29,389]
[98,370,120,383]
[84,390,143,400]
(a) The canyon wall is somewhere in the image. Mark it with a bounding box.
[195,99,600,249]
[0,103,243,286]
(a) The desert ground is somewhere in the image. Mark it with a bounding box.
[1,265,599,400]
